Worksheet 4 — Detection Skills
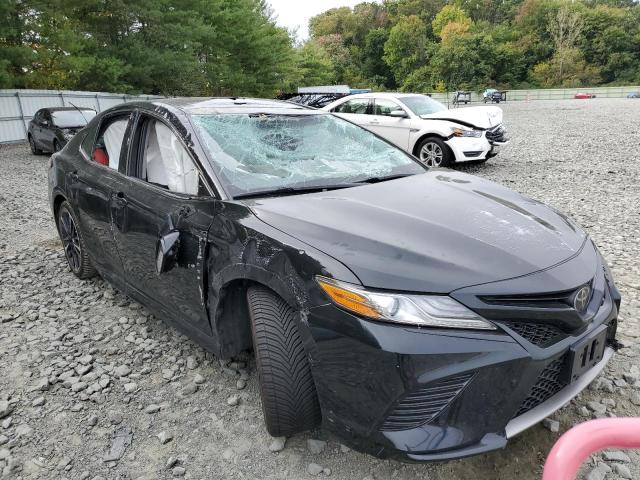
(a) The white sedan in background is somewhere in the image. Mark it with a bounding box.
[323,92,508,167]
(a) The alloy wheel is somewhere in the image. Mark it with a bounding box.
[420,142,443,167]
[59,209,82,273]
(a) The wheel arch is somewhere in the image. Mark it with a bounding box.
[52,192,68,227]
[210,265,308,359]
[412,132,455,158]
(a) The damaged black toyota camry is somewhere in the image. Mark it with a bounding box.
[48,98,620,461]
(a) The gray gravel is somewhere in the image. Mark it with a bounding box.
[1,98,639,480]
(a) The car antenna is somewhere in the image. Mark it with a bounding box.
[68,101,90,125]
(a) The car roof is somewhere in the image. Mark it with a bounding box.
[141,97,321,115]
[332,92,427,101]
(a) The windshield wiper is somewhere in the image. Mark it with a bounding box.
[355,173,415,184]
[233,183,360,200]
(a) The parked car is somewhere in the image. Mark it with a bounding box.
[574,93,596,99]
[452,90,471,105]
[49,97,620,462]
[29,106,96,154]
[627,92,639,98]
[323,92,508,166]
[482,88,506,103]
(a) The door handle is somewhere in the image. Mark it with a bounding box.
[369,119,380,125]
[113,191,127,206]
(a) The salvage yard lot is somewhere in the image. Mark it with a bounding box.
[0,98,639,480]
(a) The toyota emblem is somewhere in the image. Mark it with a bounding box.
[573,285,591,313]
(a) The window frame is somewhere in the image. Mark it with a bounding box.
[373,98,409,117]
[80,110,135,175]
[124,110,216,198]
[331,97,372,115]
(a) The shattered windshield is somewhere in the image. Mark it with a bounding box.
[51,110,96,128]
[400,96,447,116]
[191,113,424,197]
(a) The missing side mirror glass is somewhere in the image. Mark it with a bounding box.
[155,230,180,274]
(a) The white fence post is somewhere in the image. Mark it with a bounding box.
[14,92,28,139]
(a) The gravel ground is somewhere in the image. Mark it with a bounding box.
[0,98,639,480]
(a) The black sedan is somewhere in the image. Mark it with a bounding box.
[48,98,620,461]
[29,106,96,154]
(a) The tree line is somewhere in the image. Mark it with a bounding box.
[1,0,639,97]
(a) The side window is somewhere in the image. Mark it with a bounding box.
[80,126,96,158]
[374,99,405,116]
[33,110,43,124]
[333,99,370,114]
[93,116,129,170]
[138,118,202,196]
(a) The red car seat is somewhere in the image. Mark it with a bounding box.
[93,147,109,166]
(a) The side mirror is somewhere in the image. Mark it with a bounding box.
[155,230,180,274]
[389,110,408,118]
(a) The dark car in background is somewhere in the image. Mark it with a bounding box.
[29,106,96,154]
[48,97,619,462]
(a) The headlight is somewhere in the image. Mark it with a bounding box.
[316,276,495,330]
[452,127,482,138]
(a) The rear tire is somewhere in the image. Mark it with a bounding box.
[57,201,96,279]
[29,135,43,155]
[247,286,321,437]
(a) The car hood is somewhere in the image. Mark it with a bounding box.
[420,106,503,129]
[246,171,586,293]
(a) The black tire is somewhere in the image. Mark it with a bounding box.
[29,134,43,155]
[415,136,454,167]
[53,140,61,153]
[57,201,96,279]
[247,286,321,437]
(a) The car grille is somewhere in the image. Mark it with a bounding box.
[514,355,568,417]
[381,372,474,431]
[480,289,576,308]
[485,124,507,143]
[502,322,566,347]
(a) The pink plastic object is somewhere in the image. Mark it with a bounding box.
[542,418,640,480]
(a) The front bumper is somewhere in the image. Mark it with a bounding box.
[445,124,508,163]
[306,254,618,461]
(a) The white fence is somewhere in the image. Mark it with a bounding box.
[429,85,640,104]
[0,89,163,144]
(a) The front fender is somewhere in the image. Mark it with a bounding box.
[409,120,455,153]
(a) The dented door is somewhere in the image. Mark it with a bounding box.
[110,178,217,335]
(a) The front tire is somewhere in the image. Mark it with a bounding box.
[57,201,96,279]
[416,137,453,167]
[247,286,321,437]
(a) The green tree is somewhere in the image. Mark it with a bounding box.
[0,1,34,88]
[432,4,472,38]
[383,15,428,84]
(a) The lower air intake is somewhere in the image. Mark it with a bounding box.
[514,355,568,417]
[381,372,474,432]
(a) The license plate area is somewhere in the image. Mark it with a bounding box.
[566,325,608,383]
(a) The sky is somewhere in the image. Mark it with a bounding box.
[267,0,379,40]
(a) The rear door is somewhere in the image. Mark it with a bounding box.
[110,111,217,335]
[67,111,134,283]
[367,98,412,150]
[330,97,372,128]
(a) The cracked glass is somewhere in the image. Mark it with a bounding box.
[191,113,424,197]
